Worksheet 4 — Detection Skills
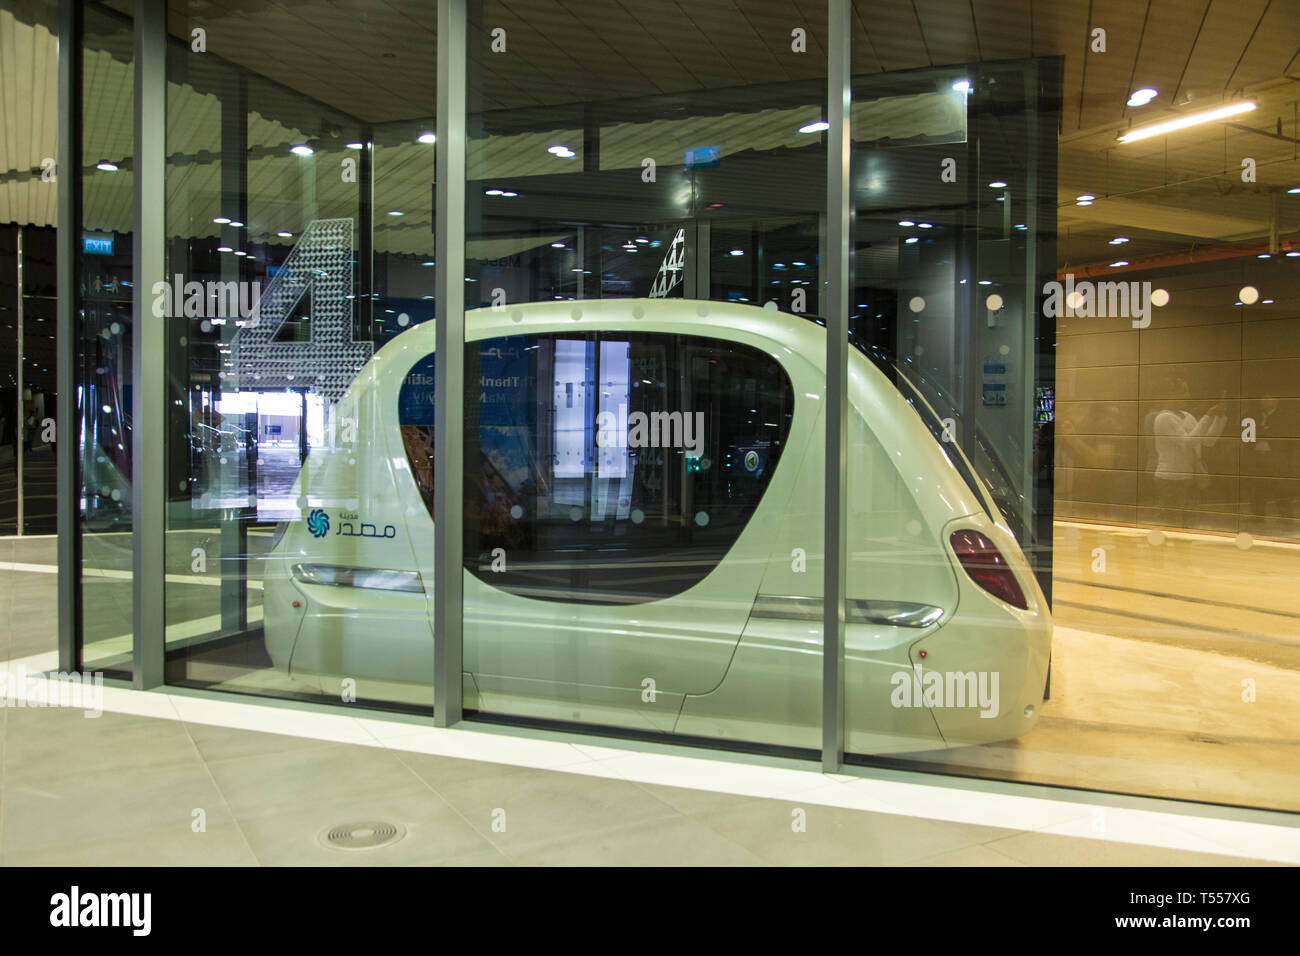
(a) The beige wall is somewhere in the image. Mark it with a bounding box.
[1055,257,1300,539]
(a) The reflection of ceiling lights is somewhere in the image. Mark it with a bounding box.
[547,144,576,158]
[96,161,118,172]
[904,237,919,244]
[1118,101,1256,143]
[798,120,829,133]
[899,219,915,227]
[277,231,292,238]
[1289,187,1300,194]
[729,249,744,256]
[1109,236,1129,244]
[1126,88,1158,107]
[290,145,313,156]
[416,132,436,144]
[918,222,933,229]
[988,181,1007,188]
[213,216,230,224]
[388,210,404,216]
[346,142,364,150]
[952,80,971,94]
[1109,260,1129,267]
[485,189,517,197]
[217,246,232,252]
[551,242,565,248]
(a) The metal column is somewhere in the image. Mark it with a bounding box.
[132,0,166,688]
[433,0,467,726]
[56,0,81,672]
[15,227,23,535]
[822,0,851,773]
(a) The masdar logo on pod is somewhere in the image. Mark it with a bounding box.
[306,508,330,538]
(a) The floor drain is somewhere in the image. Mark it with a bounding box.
[319,821,406,851]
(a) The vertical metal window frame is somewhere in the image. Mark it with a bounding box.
[56,0,81,672]
[434,0,467,726]
[132,0,166,688]
[822,0,851,773]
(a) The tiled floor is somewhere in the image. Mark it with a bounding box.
[2,533,1297,866]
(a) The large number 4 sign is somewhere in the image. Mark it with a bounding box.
[229,218,373,403]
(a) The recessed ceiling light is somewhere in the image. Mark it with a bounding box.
[918,222,933,229]
[1258,253,1272,259]
[635,237,649,244]
[96,161,118,172]
[213,216,230,224]
[798,120,830,134]
[417,132,436,144]
[233,250,247,257]
[1287,251,1300,257]
[898,219,915,227]
[551,242,565,248]
[1076,194,1095,204]
[988,181,1007,189]
[1118,101,1256,143]
[1109,236,1129,244]
[978,279,992,285]
[217,246,232,252]
[388,210,404,216]
[501,191,518,197]
[485,189,503,196]
[346,142,364,150]
[730,249,744,256]
[1289,187,1300,194]
[1126,87,1158,107]
[229,221,244,227]
[904,237,919,244]
[277,231,292,237]
[422,261,435,266]
[290,145,313,156]
[793,260,806,266]
[1109,260,1129,267]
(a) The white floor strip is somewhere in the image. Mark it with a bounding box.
[3,651,1296,863]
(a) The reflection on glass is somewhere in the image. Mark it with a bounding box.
[78,5,135,677]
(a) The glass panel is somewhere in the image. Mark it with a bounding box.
[161,3,437,711]
[460,0,829,748]
[845,0,1300,813]
[21,225,58,534]
[0,224,16,536]
[78,2,135,677]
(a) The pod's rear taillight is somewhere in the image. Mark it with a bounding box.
[949,529,1028,610]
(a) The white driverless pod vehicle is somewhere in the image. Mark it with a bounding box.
[263,298,1051,754]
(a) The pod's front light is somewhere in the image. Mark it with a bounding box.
[291,563,424,593]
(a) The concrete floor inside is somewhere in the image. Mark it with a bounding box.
[2,527,1298,865]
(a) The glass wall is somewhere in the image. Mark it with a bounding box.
[68,0,1300,813]
[456,0,829,748]
[841,0,1300,812]
[77,1,134,677]
[160,1,438,710]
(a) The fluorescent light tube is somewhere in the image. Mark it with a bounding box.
[1118,101,1256,143]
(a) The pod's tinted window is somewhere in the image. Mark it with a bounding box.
[427,331,794,604]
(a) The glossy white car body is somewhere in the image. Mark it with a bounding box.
[263,298,1051,753]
